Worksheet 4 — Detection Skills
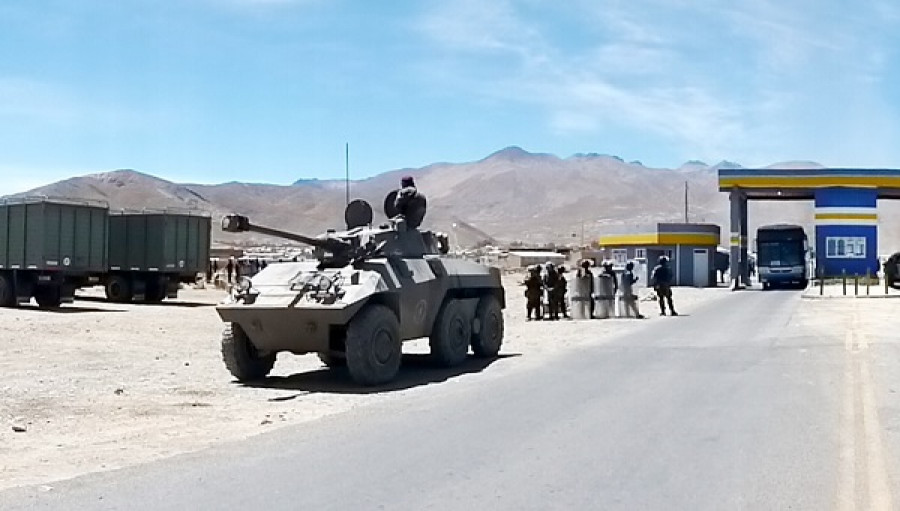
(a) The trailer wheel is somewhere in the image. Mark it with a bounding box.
[221,323,275,381]
[345,304,401,386]
[106,275,133,303]
[34,286,62,308]
[0,273,14,308]
[471,295,503,358]
[430,299,471,367]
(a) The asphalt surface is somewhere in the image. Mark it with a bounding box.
[3,289,898,510]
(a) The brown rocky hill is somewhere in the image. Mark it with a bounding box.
[10,147,900,252]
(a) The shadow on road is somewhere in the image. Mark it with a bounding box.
[742,287,807,293]
[241,353,521,395]
[19,304,127,313]
[75,295,214,308]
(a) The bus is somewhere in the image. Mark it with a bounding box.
[756,224,809,290]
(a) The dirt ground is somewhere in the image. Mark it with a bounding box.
[0,273,729,491]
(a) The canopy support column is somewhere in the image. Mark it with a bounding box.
[730,188,748,289]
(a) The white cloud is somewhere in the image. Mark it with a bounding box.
[415,0,744,158]
[417,0,548,64]
[414,0,900,165]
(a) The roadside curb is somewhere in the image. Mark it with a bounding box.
[801,291,900,300]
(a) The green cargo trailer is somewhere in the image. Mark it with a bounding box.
[0,198,108,307]
[105,211,211,302]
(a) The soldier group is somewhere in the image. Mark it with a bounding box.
[522,255,679,320]
[522,263,569,320]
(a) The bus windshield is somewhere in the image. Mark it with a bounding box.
[758,241,804,267]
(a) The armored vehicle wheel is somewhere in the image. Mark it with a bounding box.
[317,352,347,368]
[106,276,133,303]
[34,286,62,308]
[430,299,471,367]
[471,295,503,358]
[0,273,14,307]
[345,304,401,386]
[221,322,276,381]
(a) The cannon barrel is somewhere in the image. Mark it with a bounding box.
[221,214,350,252]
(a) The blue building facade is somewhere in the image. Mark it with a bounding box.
[814,188,878,276]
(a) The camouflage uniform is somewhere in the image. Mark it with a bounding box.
[523,267,543,320]
[651,257,677,316]
[554,267,569,318]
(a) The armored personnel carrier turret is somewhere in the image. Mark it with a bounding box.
[216,194,505,386]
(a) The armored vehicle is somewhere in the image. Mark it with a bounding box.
[215,196,505,386]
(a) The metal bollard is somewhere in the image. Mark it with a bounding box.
[854,274,858,296]
[842,270,847,295]
[866,270,871,295]
[820,272,824,295]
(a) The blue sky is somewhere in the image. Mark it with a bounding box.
[2,0,900,195]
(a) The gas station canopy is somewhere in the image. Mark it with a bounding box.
[719,168,900,287]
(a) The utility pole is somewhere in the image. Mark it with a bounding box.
[345,143,350,205]
[684,181,689,223]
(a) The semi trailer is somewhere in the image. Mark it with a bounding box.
[0,198,210,308]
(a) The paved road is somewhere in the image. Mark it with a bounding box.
[3,289,898,510]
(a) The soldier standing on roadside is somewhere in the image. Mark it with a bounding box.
[596,261,617,318]
[226,257,235,283]
[543,263,560,320]
[620,261,644,319]
[651,255,677,316]
[574,260,595,319]
[555,266,569,319]
[523,266,543,320]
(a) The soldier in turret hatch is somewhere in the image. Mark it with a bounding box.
[393,176,427,229]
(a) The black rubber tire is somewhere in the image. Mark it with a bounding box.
[105,275,133,303]
[471,295,503,358]
[430,299,471,367]
[143,277,167,303]
[221,322,275,382]
[762,282,770,291]
[0,273,14,308]
[345,304,401,386]
[798,279,809,289]
[34,287,62,308]
[317,352,347,368]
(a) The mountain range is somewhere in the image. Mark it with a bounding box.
[10,147,900,252]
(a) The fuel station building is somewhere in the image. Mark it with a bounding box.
[598,223,720,287]
[719,168,896,287]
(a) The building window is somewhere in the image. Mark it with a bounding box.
[611,249,627,264]
[635,248,646,260]
[826,236,866,259]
